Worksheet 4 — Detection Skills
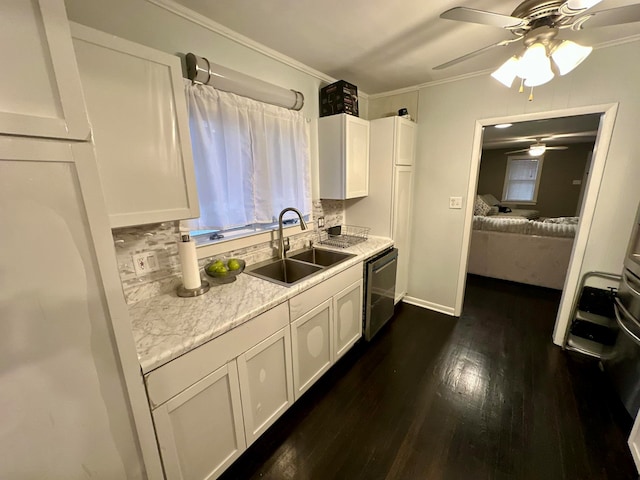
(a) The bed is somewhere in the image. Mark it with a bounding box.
[468,194,578,290]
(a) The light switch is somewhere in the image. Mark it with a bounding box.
[449,196,463,209]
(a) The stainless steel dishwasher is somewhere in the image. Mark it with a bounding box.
[364,248,398,341]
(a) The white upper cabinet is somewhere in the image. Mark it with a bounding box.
[395,118,416,166]
[0,0,90,140]
[71,23,199,228]
[319,113,370,199]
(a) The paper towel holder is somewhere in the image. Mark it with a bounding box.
[177,280,210,297]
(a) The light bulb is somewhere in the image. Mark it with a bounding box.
[491,56,520,88]
[529,145,546,156]
[551,40,593,76]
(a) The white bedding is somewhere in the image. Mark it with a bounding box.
[492,208,540,219]
[473,215,577,238]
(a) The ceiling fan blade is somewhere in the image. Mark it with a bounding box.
[545,146,569,150]
[541,131,598,141]
[440,7,526,29]
[505,149,530,154]
[565,0,603,11]
[575,4,640,29]
[433,40,512,70]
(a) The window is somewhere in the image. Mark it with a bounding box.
[184,82,312,245]
[502,155,544,204]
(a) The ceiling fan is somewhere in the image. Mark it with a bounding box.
[436,0,640,92]
[506,138,569,155]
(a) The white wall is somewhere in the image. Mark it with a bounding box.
[368,90,419,121]
[64,0,369,200]
[403,40,640,317]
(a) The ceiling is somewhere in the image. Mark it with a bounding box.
[172,0,640,94]
[482,113,601,149]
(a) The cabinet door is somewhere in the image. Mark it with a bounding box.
[0,138,163,479]
[394,118,416,166]
[0,0,89,139]
[392,166,414,303]
[345,115,370,198]
[291,299,334,400]
[334,280,364,360]
[237,327,294,446]
[153,361,246,480]
[71,23,199,228]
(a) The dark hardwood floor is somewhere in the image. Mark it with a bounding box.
[220,274,637,479]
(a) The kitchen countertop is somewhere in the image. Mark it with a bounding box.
[130,236,394,373]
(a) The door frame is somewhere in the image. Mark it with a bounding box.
[454,103,619,347]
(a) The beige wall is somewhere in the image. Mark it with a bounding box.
[478,143,593,218]
[402,40,640,317]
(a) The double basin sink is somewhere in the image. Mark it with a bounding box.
[246,248,355,287]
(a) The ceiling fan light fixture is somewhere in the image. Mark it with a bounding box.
[529,144,546,156]
[551,40,593,76]
[517,43,549,79]
[491,56,520,87]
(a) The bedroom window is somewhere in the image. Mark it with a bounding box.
[502,155,544,204]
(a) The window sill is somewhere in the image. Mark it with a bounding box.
[196,223,313,260]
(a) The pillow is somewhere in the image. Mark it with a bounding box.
[474,195,492,216]
[487,206,499,216]
[480,193,501,206]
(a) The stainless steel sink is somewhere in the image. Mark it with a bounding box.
[288,248,355,267]
[246,258,323,286]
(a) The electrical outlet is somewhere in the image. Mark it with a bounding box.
[132,252,160,276]
[317,216,325,228]
[449,196,463,209]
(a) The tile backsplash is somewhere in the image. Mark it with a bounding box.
[113,199,345,304]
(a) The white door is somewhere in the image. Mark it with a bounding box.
[71,23,199,228]
[237,327,294,445]
[392,166,414,303]
[0,138,161,478]
[153,360,246,480]
[345,115,370,198]
[0,0,89,139]
[394,118,417,166]
[291,299,334,400]
[333,280,364,360]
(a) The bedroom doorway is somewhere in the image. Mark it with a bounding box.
[455,104,619,347]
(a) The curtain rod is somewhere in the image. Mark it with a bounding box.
[185,53,304,111]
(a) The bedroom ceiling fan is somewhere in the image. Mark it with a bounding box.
[437,0,640,96]
[506,138,569,155]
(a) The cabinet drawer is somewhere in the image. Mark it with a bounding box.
[289,262,362,321]
[146,302,288,408]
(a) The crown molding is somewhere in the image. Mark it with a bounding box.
[144,0,369,99]
[369,34,640,100]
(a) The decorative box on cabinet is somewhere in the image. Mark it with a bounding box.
[319,113,370,199]
[346,116,416,303]
[289,263,363,399]
[71,23,199,228]
[0,0,90,140]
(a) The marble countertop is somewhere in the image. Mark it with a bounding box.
[130,236,393,373]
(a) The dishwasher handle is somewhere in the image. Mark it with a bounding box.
[373,255,397,274]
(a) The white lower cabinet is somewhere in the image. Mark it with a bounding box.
[334,280,364,360]
[289,263,364,400]
[291,299,334,400]
[152,361,246,480]
[237,327,294,445]
[145,263,365,479]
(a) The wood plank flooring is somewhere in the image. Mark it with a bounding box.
[220,275,637,479]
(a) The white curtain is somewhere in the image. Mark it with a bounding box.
[185,81,311,230]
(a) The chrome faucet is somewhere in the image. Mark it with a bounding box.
[278,207,307,259]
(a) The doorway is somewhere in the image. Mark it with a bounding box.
[455,104,618,346]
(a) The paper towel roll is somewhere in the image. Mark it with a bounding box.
[178,240,201,290]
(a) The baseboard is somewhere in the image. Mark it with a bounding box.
[402,296,456,316]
